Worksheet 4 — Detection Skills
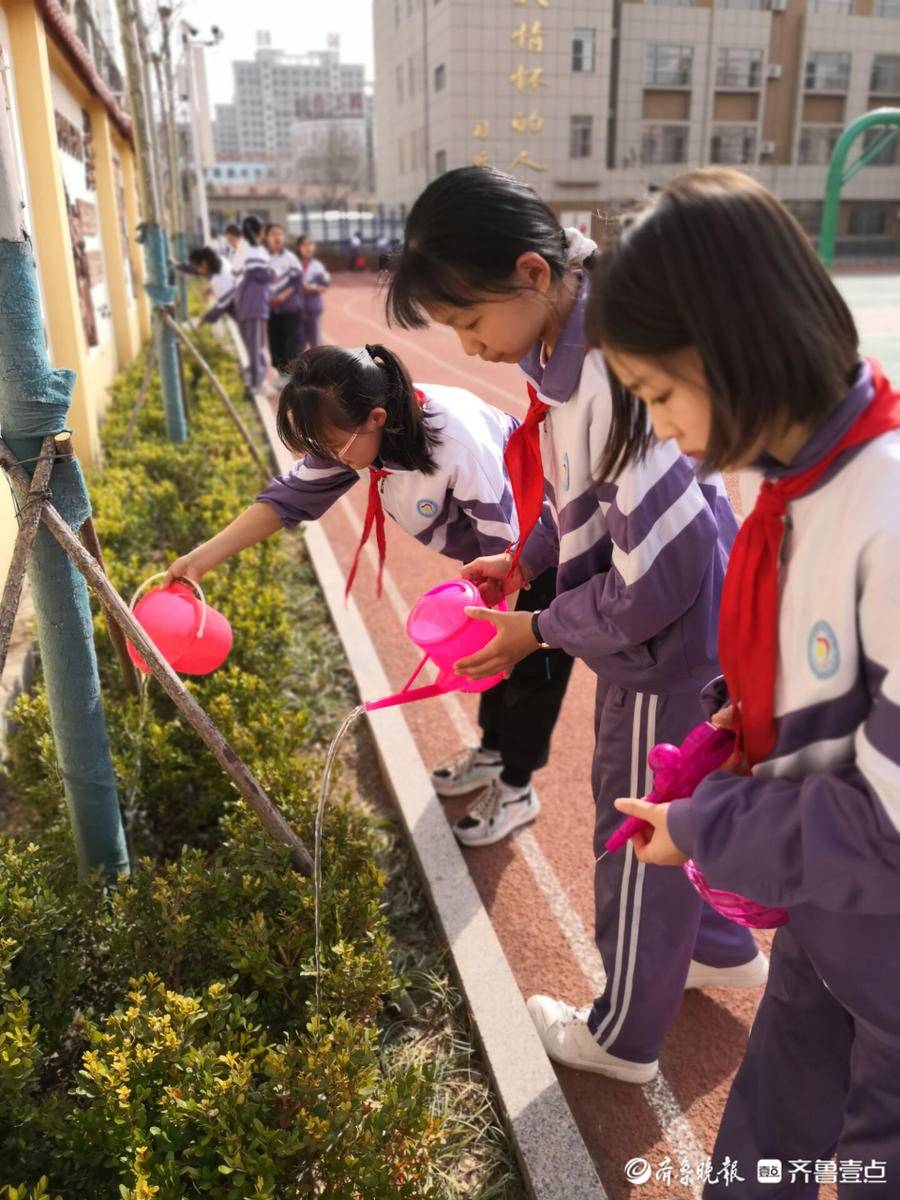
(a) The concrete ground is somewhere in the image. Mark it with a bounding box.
[292,268,896,1199]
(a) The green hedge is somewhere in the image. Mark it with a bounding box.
[0,331,449,1197]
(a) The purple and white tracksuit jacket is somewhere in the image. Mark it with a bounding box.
[520,280,758,1063]
[268,249,304,315]
[255,382,556,561]
[231,242,271,389]
[297,257,330,352]
[666,362,900,1197]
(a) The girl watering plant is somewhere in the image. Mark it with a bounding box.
[385,166,765,1084]
[165,343,573,848]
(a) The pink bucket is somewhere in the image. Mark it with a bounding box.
[126,573,233,676]
[366,578,507,712]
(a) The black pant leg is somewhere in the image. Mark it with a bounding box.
[477,569,574,788]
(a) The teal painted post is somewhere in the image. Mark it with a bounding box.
[138,221,187,441]
[0,240,129,879]
[174,229,189,320]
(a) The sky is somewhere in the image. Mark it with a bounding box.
[180,0,376,109]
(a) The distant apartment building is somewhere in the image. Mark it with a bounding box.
[374,0,900,256]
[213,31,367,165]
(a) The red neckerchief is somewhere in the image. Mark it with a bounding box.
[344,388,428,599]
[720,361,900,768]
[503,382,549,575]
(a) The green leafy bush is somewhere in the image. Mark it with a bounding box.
[0,332,450,1196]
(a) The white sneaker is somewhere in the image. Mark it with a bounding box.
[453,780,539,847]
[685,950,769,991]
[431,746,503,797]
[526,995,659,1083]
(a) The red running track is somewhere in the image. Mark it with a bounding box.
[288,275,836,1200]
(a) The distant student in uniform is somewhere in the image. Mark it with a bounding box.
[231,216,272,392]
[296,234,330,352]
[265,223,303,377]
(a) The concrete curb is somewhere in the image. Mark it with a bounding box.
[253,393,607,1200]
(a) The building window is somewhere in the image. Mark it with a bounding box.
[396,64,404,104]
[570,114,594,158]
[434,63,446,91]
[641,124,689,164]
[646,0,692,5]
[811,0,852,9]
[398,136,406,174]
[805,52,851,92]
[719,0,764,8]
[798,125,843,164]
[645,45,693,88]
[710,125,758,164]
[863,124,900,164]
[435,149,447,175]
[716,48,764,89]
[572,29,596,72]
[848,203,888,236]
[871,55,900,94]
[408,57,415,97]
[875,0,900,12]
[786,202,822,237]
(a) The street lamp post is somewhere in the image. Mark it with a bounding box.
[180,23,222,246]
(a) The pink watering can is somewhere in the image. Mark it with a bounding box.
[601,721,789,930]
[126,573,233,676]
[365,579,507,712]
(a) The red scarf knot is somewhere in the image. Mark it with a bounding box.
[503,382,549,576]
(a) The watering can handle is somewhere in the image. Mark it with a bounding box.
[128,572,209,639]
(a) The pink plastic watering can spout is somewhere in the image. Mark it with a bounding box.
[364,654,452,713]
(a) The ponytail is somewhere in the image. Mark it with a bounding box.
[363,344,438,473]
[241,215,263,246]
[276,344,439,473]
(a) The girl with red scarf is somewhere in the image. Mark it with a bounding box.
[387,167,762,1085]
[600,169,900,1196]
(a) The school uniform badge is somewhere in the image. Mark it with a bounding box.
[417,499,438,518]
[808,620,840,679]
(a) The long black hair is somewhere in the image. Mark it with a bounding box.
[241,215,264,246]
[589,168,859,479]
[276,344,439,473]
[386,167,582,328]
